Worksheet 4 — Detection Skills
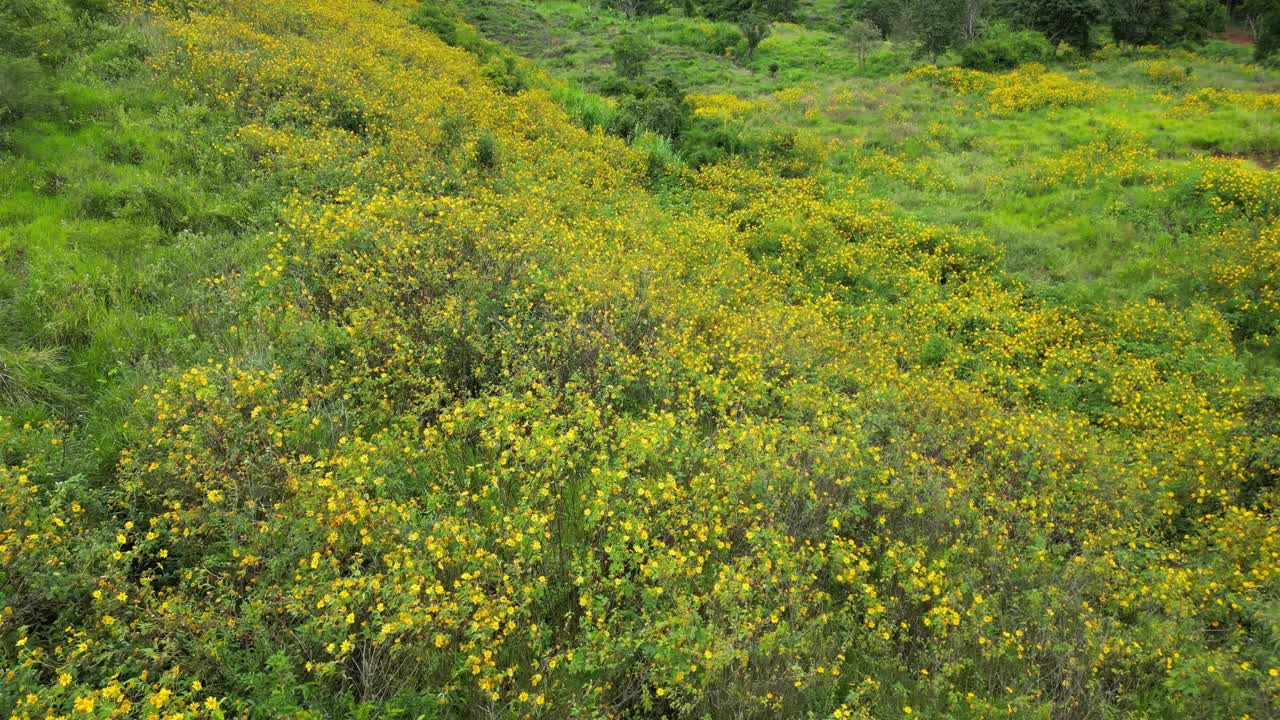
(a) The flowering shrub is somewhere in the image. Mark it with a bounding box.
[771,86,810,107]
[1034,127,1158,188]
[986,64,1107,114]
[1207,221,1280,341]
[2,2,1278,720]
[688,92,757,119]
[1140,59,1192,87]
[1167,86,1280,118]
[909,63,1106,115]
[687,88,813,121]
[906,65,995,95]
[1197,156,1280,219]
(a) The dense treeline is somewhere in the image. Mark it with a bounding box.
[600,0,1280,65]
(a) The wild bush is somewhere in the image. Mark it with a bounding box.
[959,26,1053,72]
[0,57,57,126]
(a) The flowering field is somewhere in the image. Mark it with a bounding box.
[1,1,1279,719]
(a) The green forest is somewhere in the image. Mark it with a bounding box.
[2,0,1279,718]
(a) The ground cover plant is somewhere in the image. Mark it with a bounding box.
[2,0,1279,719]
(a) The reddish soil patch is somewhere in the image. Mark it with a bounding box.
[1213,26,1255,46]
[1210,149,1279,170]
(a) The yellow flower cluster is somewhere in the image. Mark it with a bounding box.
[1166,86,1280,118]
[985,64,1107,114]
[1197,156,1280,219]
[1139,59,1191,87]
[908,63,1105,115]
[906,65,996,95]
[1034,131,1157,188]
[845,144,955,192]
[688,87,812,121]
[1208,220,1280,339]
[771,86,811,108]
[688,92,758,119]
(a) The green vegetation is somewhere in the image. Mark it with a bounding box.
[958,24,1054,71]
[2,1,1279,719]
[448,1,1280,360]
[0,1,277,475]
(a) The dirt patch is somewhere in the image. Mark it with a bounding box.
[1213,27,1255,46]
[1210,148,1279,169]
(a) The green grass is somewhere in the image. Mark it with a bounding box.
[0,16,277,476]
[643,46,1275,329]
[454,0,915,93]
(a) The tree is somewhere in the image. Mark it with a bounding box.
[703,0,798,21]
[859,0,904,39]
[1177,0,1227,43]
[756,0,799,18]
[963,0,988,41]
[739,11,772,58]
[1009,0,1101,51]
[1105,0,1189,48]
[846,18,881,69]
[1239,0,1280,44]
[611,0,663,20]
[1255,0,1280,61]
[907,0,966,63]
[611,32,652,79]
[609,94,689,140]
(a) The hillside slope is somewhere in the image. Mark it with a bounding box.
[2,1,1277,719]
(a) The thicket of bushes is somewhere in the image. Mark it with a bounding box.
[409,0,535,93]
[958,25,1053,71]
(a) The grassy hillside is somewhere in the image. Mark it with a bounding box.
[1,1,1278,719]
[453,0,910,90]
[453,0,1280,378]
